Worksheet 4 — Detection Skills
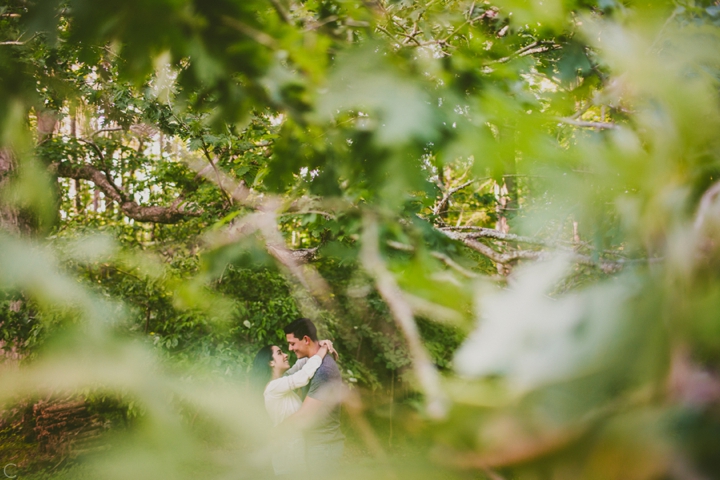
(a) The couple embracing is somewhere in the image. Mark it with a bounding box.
[252,318,345,476]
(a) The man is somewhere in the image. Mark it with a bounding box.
[283,317,345,468]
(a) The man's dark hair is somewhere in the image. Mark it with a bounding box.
[283,317,318,342]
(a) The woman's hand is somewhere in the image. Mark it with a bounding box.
[318,340,339,360]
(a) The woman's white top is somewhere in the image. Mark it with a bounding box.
[263,354,322,426]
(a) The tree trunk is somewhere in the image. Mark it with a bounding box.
[0,148,34,235]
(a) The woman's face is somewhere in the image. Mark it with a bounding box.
[271,346,290,373]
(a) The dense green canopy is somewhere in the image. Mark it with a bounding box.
[2,0,720,478]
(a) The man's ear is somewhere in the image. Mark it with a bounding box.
[303,335,310,344]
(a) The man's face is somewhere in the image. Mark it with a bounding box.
[286,333,310,358]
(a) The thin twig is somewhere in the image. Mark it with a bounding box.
[278,210,337,219]
[490,41,560,64]
[268,0,293,24]
[375,24,402,44]
[304,15,339,32]
[222,16,278,49]
[0,32,39,46]
[404,292,464,323]
[431,251,480,279]
[433,180,476,217]
[569,102,593,120]
[200,142,233,208]
[91,127,124,137]
[648,7,681,53]
[386,239,481,279]
[442,19,471,43]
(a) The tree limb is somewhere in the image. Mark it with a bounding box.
[0,33,38,46]
[188,155,258,208]
[75,138,125,200]
[186,156,341,317]
[556,117,616,129]
[433,180,475,217]
[386,239,481,279]
[490,41,560,64]
[54,162,201,223]
[694,179,720,232]
[91,127,124,137]
[268,0,293,25]
[375,24,402,45]
[201,146,233,208]
[440,229,635,273]
[222,16,279,49]
[361,214,448,418]
[440,226,555,247]
[443,229,547,264]
[304,15,339,32]
[287,247,320,262]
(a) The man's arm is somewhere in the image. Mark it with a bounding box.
[282,395,325,431]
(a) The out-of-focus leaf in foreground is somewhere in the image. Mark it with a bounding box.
[455,256,634,393]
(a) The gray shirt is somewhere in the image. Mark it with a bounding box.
[303,355,345,446]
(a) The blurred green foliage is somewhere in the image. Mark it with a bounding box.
[2,0,720,478]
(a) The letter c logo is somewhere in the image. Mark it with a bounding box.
[3,463,17,479]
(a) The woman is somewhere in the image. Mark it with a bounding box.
[251,340,335,475]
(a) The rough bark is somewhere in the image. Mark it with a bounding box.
[0,148,34,235]
[54,161,202,224]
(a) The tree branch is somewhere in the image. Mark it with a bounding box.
[440,229,635,273]
[75,138,125,200]
[694,179,720,232]
[222,16,279,49]
[0,33,38,46]
[375,24,403,45]
[433,180,475,217]
[361,214,448,418]
[304,15,339,32]
[268,0,293,25]
[201,147,233,208]
[440,226,555,247]
[54,162,201,223]
[188,155,257,208]
[186,156,342,317]
[278,210,337,220]
[490,41,560,64]
[556,117,616,129]
[91,127,124,137]
[386,239,481,279]
[443,230,547,264]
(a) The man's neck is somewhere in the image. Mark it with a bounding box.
[306,341,320,357]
